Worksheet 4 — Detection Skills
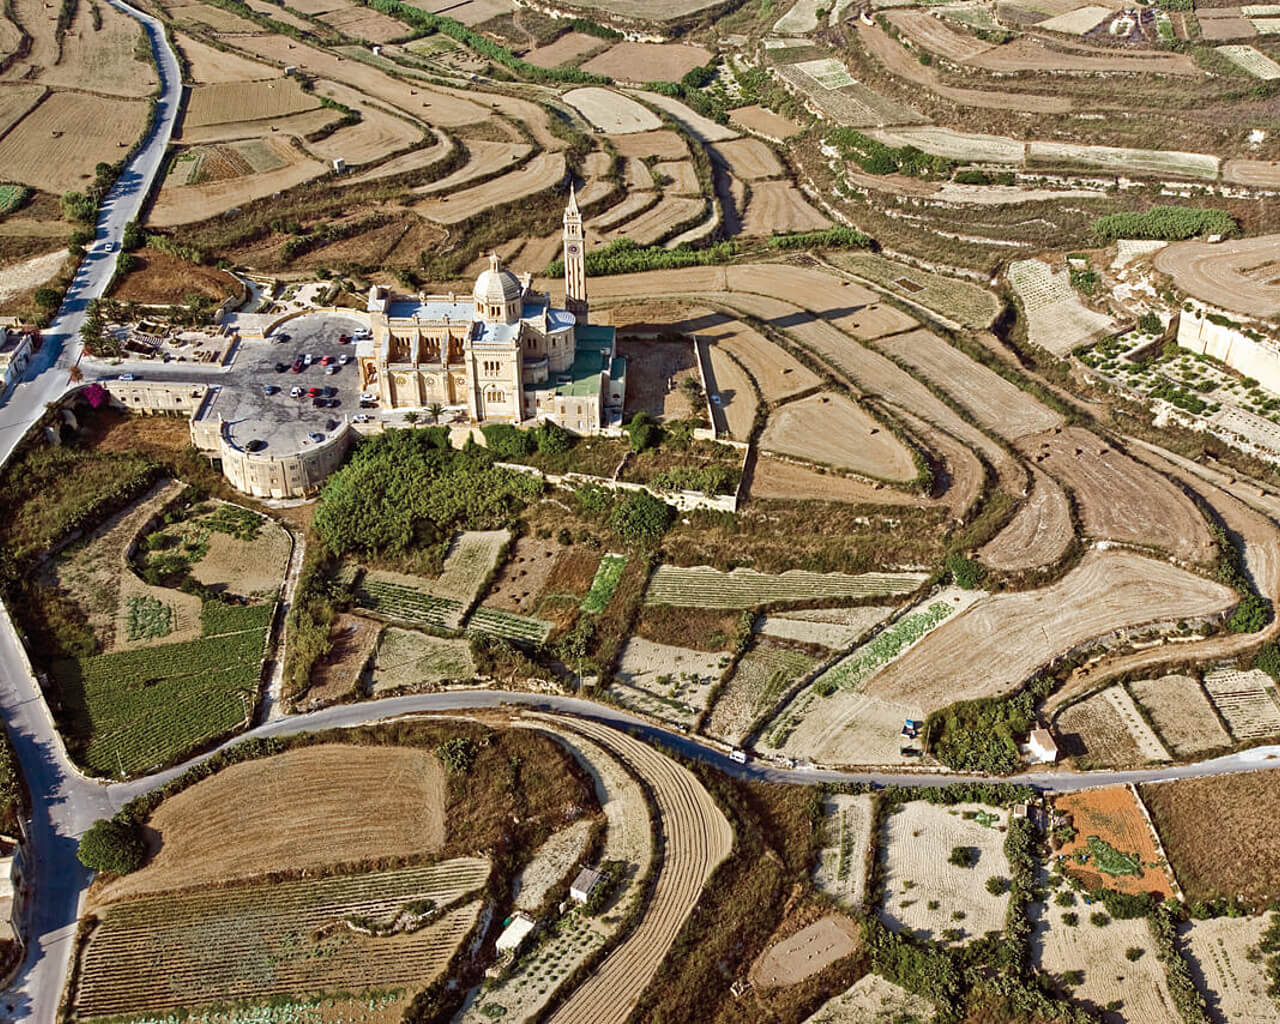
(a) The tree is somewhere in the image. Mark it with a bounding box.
[77,817,147,875]
[679,376,704,405]
[948,845,976,868]
[609,491,671,544]
[627,412,660,454]
[436,736,478,774]
[34,288,61,310]
[404,411,419,424]
[946,553,986,590]
[427,402,444,424]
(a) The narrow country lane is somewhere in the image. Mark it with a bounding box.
[0,0,183,468]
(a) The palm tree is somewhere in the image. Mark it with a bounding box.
[404,411,419,424]
[428,402,444,424]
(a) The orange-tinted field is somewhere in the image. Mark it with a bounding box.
[1054,786,1176,898]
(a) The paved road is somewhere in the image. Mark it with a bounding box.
[0,0,182,469]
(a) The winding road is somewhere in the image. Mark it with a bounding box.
[0,0,183,469]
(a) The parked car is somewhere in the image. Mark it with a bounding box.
[327,398,341,408]
[320,355,333,366]
[324,386,337,397]
[291,360,304,373]
[117,373,136,381]
[360,392,376,403]
[274,362,289,373]
[353,413,372,423]
[263,385,279,396]
[324,365,337,375]
[290,386,303,398]
[338,334,350,344]
[303,353,313,366]
[308,432,325,443]
[353,328,371,340]
[307,386,321,397]
[275,332,290,343]
[360,400,376,409]
[245,439,266,452]
[339,354,352,365]
[312,396,327,408]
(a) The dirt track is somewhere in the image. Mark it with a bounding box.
[1154,234,1280,317]
[866,549,1237,712]
[1017,427,1214,564]
[979,467,1074,570]
[545,717,733,1024]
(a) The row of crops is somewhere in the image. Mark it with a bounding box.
[581,554,627,613]
[356,575,466,631]
[813,600,955,695]
[644,566,928,609]
[467,606,553,643]
[54,605,274,777]
[76,859,490,1018]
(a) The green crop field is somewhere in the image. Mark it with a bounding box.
[813,600,955,694]
[53,603,273,777]
[356,575,466,631]
[645,565,927,609]
[581,554,627,613]
[0,183,29,216]
[75,860,489,1018]
[467,606,552,644]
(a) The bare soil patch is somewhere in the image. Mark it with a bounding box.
[812,793,875,909]
[415,152,564,224]
[970,34,1199,74]
[696,311,820,401]
[484,534,563,614]
[0,248,64,304]
[616,336,699,421]
[761,391,918,482]
[978,467,1073,571]
[175,32,277,83]
[1017,427,1214,563]
[605,129,688,159]
[1129,674,1231,756]
[1223,158,1280,186]
[709,137,784,179]
[652,159,699,194]
[91,744,446,906]
[606,194,704,245]
[888,9,994,60]
[581,41,712,82]
[305,612,381,704]
[149,144,325,226]
[866,549,1236,712]
[1180,915,1276,1024]
[184,78,320,128]
[317,4,411,40]
[564,87,662,134]
[524,31,605,68]
[729,104,801,139]
[742,180,829,235]
[700,337,756,440]
[774,689,927,766]
[801,973,936,1023]
[368,627,476,694]
[112,249,240,304]
[1055,785,1175,898]
[750,915,859,988]
[705,639,815,744]
[749,456,932,506]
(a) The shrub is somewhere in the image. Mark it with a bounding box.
[34,287,62,309]
[1091,207,1236,243]
[436,736,478,774]
[948,845,976,868]
[609,491,672,545]
[986,876,1009,895]
[1062,911,1079,926]
[627,413,660,454]
[481,424,535,459]
[1138,311,1163,334]
[946,553,986,590]
[77,817,147,875]
[1090,911,1111,927]
[1125,946,1145,961]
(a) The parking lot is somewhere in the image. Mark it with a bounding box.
[196,312,372,456]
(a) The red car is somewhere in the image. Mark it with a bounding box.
[338,334,350,344]
[290,360,303,373]
[307,386,321,397]
[320,355,334,366]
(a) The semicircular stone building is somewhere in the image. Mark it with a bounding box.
[359,190,626,433]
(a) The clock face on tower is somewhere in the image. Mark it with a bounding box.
[567,244,580,255]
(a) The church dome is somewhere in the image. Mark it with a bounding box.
[474,253,522,306]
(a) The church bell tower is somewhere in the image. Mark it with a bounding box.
[563,186,588,325]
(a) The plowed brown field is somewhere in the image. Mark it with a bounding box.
[742,180,829,234]
[865,549,1236,710]
[1055,786,1175,898]
[1154,234,1280,317]
[979,467,1073,570]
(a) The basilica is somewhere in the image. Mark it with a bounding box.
[357,190,626,433]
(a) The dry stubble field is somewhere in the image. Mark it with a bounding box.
[1154,234,1280,318]
[879,802,1010,945]
[865,549,1236,711]
[760,391,919,482]
[1055,685,1170,768]
[1128,674,1231,756]
[1018,428,1215,563]
[543,718,733,1024]
[1180,914,1277,1024]
[1143,772,1280,904]
[91,744,446,906]
[978,467,1074,571]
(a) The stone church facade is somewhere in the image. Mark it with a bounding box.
[358,190,626,433]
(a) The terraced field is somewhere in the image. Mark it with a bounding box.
[75,862,488,1017]
[544,718,733,1024]
[466,605,553,643]
[645,565,928,608]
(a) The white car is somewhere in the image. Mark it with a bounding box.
[308,432,325,443]
[117,373,136,381]
[339,354,352,365]
[360,392,376,403]
[303,353,313,366]
[353,413,372,423]
[324,365,337,375]
[353,328,371,340]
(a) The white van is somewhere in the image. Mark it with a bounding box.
[729,749,748,765]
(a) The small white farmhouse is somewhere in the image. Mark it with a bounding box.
[1028,728,1059,764]
[495,912,537,955]
[570,867,604,905]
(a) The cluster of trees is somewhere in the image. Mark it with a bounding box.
[1091,206,1236,243]
[945,553,986,590]
[1210,524,1272,633]
[644,76,729,126]
[827,127,952,178]
[77,815,147,875]
[953,169,1016,186]
[546,239,738,278]
[312,429,543,557]
[61,161,124,223]
[924,677,1053,774]
[768,225,873,251]
[572,483,672,545]
[480,420,573,459]
[361,0,610,85]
